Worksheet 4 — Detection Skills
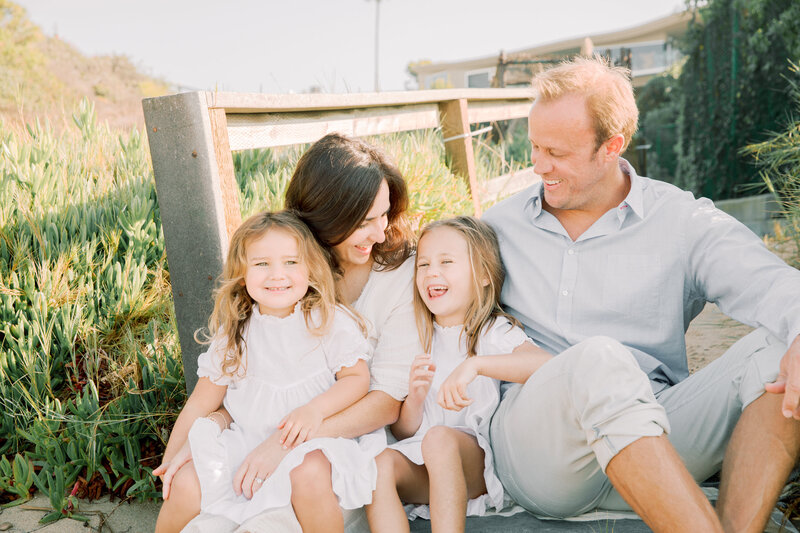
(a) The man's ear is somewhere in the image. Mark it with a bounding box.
[602,134,625,161]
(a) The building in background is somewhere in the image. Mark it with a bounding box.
[408,11,691,90]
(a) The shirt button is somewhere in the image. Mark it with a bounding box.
[562,290,569,296]
[568,249,575,255]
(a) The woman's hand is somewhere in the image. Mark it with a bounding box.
[152,440,192,500]
[232,432,288,499]
[437,357,478,411]
[278,403,323,449]
[408,354,436,402]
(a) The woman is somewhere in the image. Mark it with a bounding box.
[155,133,420,533]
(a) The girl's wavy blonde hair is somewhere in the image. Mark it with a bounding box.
[197,210,343,378]
[413,216,519,358]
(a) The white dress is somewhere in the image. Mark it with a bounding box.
[188,304,385,525]
[390,316,531,519]
[353,255,421,401]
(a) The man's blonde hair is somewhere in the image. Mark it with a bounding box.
[531,56,638,152]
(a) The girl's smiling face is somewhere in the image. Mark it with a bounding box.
[415,226,476,327]
[244,228,310,317]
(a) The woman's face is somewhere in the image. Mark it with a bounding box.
[333,180,390,269]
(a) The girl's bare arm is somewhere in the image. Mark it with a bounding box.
[438,341,552,411]
[279,359,371,447]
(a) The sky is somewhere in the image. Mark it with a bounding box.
[15,0,686,94]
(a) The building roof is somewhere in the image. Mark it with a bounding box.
[409,11,692,77]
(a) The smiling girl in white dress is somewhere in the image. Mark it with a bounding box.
[153,210,381,532]
[365,216,553,532]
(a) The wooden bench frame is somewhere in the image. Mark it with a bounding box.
[141,88,533,391]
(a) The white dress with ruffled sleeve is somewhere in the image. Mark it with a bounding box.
[188,304,384,525]
[389,316,531,520]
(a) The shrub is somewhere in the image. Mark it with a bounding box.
[743,62,800,267]
[674,0,800,200]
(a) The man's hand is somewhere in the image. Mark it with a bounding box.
[278,403,323,449]
[232,432,288,499]
[152,440,192,500]
[408,354,436,402]
[437,357,478,411]
[765,335,800,419]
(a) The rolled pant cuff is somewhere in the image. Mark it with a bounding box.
[590,416,668,473]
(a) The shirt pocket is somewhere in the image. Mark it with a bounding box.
[602,254,662,318]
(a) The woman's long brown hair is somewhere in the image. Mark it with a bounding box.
[285,133,414,275]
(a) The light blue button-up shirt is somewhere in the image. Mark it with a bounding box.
[484,160,800,389]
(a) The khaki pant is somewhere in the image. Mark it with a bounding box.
[490,329,785,518]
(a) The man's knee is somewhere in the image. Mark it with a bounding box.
[570,335,638,370]
[558,336,648,399]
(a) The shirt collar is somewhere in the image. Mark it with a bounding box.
[525,181,545,218]
[524,158,645,221]
[617,158,645,221]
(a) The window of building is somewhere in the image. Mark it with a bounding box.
[596,40,680,77]
[466,68,494,88]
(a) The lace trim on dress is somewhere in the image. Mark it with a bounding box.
[432,322,464,332]
[249,301,303,323]
[328,353,370,375]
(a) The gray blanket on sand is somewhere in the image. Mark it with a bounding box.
[182,486,798,533]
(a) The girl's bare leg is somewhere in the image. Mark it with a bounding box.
[421,426,487,533]
[155,462,202,533]
[367,449,429,533]
[290,450,343,533]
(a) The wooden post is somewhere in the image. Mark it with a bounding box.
[494,51,507,88]
[438,99,482,215]
[208,109,242,239]
[142,92,237,393]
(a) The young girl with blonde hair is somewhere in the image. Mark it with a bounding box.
[366,216,553,532]
[154,210,381,533]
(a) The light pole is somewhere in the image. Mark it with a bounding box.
[369,0,382,92]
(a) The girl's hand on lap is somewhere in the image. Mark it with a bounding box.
[278,404,323,449]
[408,354,436,402]
[232,432,288,499]
[437,358,477,411]
[152,440,192,500]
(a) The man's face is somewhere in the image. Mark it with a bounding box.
[528,94,613,215]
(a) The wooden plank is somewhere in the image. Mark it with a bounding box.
[484,167,540,204]
[208,108,243,238]
[225,104,440,151]
[205,88,533,114]
[467,101,531,124]
[438,99,482,216]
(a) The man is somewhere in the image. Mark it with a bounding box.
[484,57,800,532]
